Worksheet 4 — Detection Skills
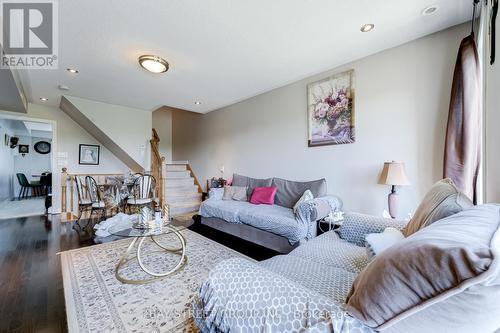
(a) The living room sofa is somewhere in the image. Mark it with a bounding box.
[194,180,500,332]
[198,174,342,253]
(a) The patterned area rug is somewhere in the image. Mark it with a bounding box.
[61,229,254,332]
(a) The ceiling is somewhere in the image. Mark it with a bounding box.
[18,0,471,113]
[0,118,52,137]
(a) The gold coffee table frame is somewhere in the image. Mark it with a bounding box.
[110,221,190,284]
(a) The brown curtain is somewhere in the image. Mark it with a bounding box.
[444,35,482,204]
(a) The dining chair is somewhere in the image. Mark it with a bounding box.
[74,176,92,230]
[39,172,52,196]
[126,174,156,213]
[85,176,106,229]
[16,173,43,200]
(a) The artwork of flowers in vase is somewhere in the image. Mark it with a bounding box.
[307,69,355,146]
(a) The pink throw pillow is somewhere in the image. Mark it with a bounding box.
[250,186,277,205]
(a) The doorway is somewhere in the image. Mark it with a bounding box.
[0,115,56,220]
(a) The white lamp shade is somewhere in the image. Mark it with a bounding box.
[378,161,411,186]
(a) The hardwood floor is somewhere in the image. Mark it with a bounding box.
[0,214,277,333]
[0,215,95,333]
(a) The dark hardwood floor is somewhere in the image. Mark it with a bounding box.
[0,214,277,333]
[0,215,96,333]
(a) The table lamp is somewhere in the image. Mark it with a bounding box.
[378,161,410,218]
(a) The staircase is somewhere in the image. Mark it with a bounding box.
[164,163,203,217]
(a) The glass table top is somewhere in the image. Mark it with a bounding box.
[109,218,194,238]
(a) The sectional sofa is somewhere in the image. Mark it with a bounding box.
[198,174,342,253]
[194,179,500,332]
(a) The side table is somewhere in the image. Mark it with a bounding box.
[317,217,343,235]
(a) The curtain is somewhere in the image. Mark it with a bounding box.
[444,34,482,204]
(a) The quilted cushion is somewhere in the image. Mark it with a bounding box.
[346,204,500,333]
[199,199,252,223]
[338,212,407,247]
[272,177,327,208]
[238,204,309,244]
[289,230,368,273]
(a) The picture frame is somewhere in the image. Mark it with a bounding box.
[307,69,355,147]
[18,144,29,155]
[79,144,100,165]
[34,141,51,154]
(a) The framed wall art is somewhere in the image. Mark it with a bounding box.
[79,144,100,165]
[307,69,355,147]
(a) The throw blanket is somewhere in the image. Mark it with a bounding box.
[94,213,137,237]
[296,196,343,234]
[194,258,374,333]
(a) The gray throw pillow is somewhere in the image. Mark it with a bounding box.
[404,178,473,237]
[232,174,272,199]
[346,204,500,333]
[222,186,248,201]
[272,177,327,208]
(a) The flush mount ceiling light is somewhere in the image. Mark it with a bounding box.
[40,97,48,101]
[360,23,375,32]
[138,55,169,73]
[67,68,79,74]
[194,101,201,105]
[422,5,439,16]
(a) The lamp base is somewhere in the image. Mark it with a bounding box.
[388,186,398,219]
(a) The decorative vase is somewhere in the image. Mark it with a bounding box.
[133,206,153,229]
[163,204,171,223]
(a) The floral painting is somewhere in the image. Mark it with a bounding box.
[307,70,355,146]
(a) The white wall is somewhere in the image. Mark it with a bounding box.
[12,135,52,197]
[152,107,173,162]
[0,103,131,212]
[65,96,152,169]
[173,24,469,218]
[25,104,131,174]
[0,120,14,199]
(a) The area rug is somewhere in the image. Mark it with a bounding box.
[61,229,254,332]
[0,197,45,220]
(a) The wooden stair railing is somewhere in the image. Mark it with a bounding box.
[186,163,203,194]
[60,169,126,222]
[150,128,166,207]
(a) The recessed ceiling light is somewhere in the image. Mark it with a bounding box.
[66,68,79,74]
[138,55,169,74]
[40,97,48,101]
[360,23,375,32]
[422,5,439,16]
[194,101,201,105]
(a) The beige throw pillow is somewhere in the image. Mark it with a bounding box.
[404,178,473,237]
[222,186,248,201]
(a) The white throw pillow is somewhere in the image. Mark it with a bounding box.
[365,227,405,261]
[293,190,314,213]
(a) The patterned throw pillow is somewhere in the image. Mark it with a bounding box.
[293,190,314,213]
[222,186,248,201]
